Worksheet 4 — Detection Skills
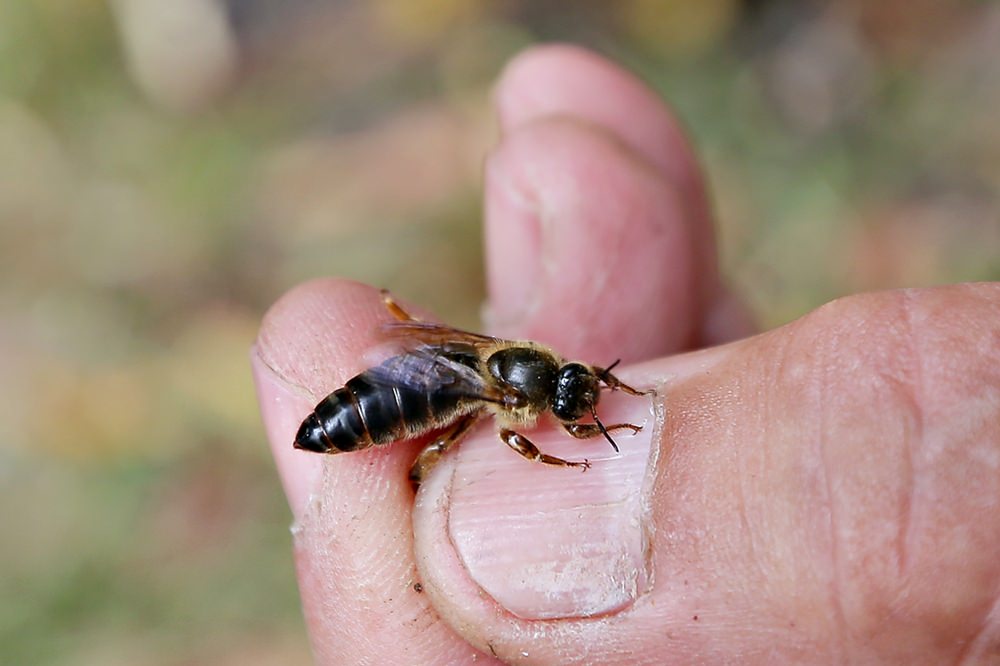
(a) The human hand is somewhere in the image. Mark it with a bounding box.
[252,45,1000,664]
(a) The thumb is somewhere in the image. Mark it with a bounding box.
[411,284,1000,664]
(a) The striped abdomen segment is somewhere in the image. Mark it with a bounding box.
[294,369,470,454]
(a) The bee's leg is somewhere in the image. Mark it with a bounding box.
[380,289,419,322]
[596,369,651,396]
[498,429,591,471]
[561,422,642,438]
[409,412,481,490]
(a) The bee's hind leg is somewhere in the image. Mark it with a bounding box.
[381,289,418,322]
[409,412,481,490]
[499,429,591,471]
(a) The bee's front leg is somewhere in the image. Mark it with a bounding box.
[498,429,591,471]
[595,367,651,396]
[561,422,642,438]
[561,421,642,454]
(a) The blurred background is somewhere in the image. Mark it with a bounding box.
[1,0,998,663]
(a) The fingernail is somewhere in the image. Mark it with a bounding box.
[445,389,657,619]
[482,151,544,336]
[250,347,325,522]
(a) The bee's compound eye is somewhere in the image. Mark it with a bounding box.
[294,414,332,453]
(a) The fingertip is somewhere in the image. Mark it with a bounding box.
[251,348,324,522]
[495,44,651,131]
[254,279,483,662]
[494,43,707,199]
[252,278,396,521]
[255,278,385,394]
[414,388,657,621]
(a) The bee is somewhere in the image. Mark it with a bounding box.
[294,291,650,488]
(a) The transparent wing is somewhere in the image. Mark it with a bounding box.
[380,320,503,350]
[362,345,495,402]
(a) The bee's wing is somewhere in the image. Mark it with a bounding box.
[380,321,503,350]
[363,346,497,403]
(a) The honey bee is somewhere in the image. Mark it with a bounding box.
[294,291,650,487]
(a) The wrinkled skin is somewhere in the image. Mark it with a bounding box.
[252,45,1000,665]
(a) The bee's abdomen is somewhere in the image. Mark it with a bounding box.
[294,371,464,454]
[294,385,370,454]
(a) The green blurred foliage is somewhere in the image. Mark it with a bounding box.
[1,0,997,662]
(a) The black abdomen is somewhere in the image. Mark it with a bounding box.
[294,362,471,454]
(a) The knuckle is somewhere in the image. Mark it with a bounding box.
[785,287,1000,658]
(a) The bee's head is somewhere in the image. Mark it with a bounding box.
[551,363,600,422]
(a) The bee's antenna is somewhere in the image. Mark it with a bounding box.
[591,405,620,453]
[597,359,621,387]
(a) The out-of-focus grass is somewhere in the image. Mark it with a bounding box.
[1,0,998,662]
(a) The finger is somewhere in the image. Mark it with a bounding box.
[495,44,709,227]
[252,279,500,665]
[488,45,754,348]
[413,283,1000,664]
[484,117,699,363]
